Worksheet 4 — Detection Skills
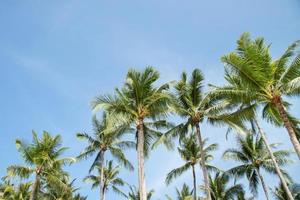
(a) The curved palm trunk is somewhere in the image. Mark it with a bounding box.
[99,150,105,200]
[137,118,147,200]
[257,169,270,200]
[254,118,294,200]
[276,99,300,160]
[195,124,211,200]
[30,174,40,200]
[192,165,197,200]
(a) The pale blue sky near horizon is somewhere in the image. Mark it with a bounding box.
[1,1,300,199]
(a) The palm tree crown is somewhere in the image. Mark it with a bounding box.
[220,32,300,158]
[41,178,84,200]
[208,172,245,200]
[92,67,172,156]
[165,183,193,200]
[92,67,170,122]
[77,113,134,172]
[84,160,126,200]
[166,136,219,184]
[7,131,75,200]
[126,185,154,200]
[166,134,218,200]
[223,133,292,198]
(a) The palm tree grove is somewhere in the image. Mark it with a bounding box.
[1,1,300,200]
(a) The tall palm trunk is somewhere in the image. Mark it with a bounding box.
[101,185,106,200]
[137,118,147,200]
[254,118,294,200]
[99,150,105,200]
[192,165,197,200]
[257,169,270,200]
[195,124,211,200]
[30,173,40,200]
[275,99,300,160]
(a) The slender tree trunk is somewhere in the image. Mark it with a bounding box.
[254,118,294,200]
[192,165,197,200]
[257,169,270,200]
[30,173,40,200]
[137,118,147,200]
[195,123,211,200]
[276,100,300,160]
[99,150,105,200]
[101,186,106,200]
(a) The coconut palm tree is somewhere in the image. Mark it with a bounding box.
[0,180,31,200]
[163,69,250,200]
[220,33,300,159]
[165,183,193,200]
[77,113,134,200]
[273,183,300,200]
[210,69,295,200]
[41,178,85,200]
[92,67,171,200]
[223,133,292,200]
[7,131,75,200]
[206,172,245,200]
[165,135,218,200]
[84,160,126,200]
[126,185,154,200]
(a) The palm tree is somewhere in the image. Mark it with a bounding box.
[41,178,84,200]
[0,180,31,200]
[165,183,193,200]
[77,113,134,200]
[84,160,126,200]
[273,183,300,200]
[206,172,245,200]
[164,69,250,200]
[165,135,218,200]
[92,67,171,200]
[7,131,75,200]
[223,133,292,199]
[126,186,154,200]
[210,66,296,199]
[220,33,300,159]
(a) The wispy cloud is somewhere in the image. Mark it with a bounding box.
[9,51,92,102]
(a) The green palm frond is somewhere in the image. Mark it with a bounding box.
[85,160,126,197]
[207,172,246,200]
[165,134,218,186]
[77,112,134,172]
[109,147,134,171]
[223,133,292,196]
[126,185,154,200]
[7,166,34,179]
[272,182,300,200]
[165,162,192,185]
[9,131,74,200]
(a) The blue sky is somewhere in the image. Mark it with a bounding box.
[1,0,300,199]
